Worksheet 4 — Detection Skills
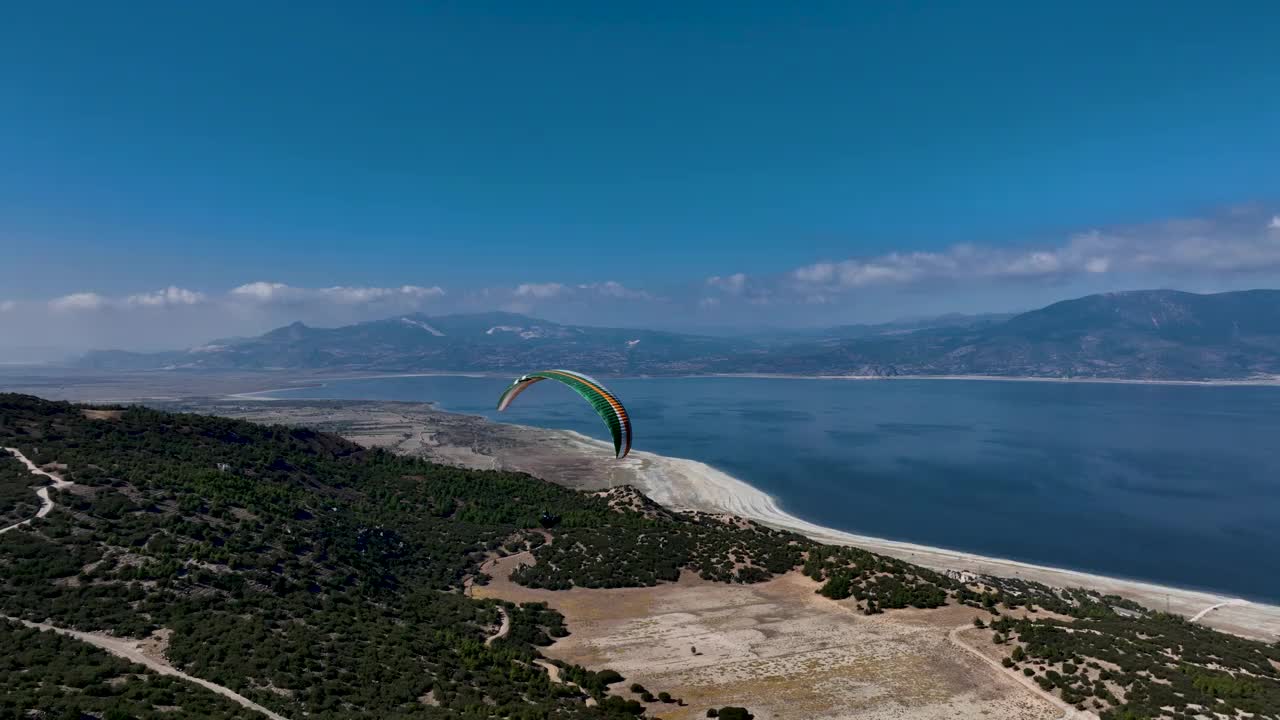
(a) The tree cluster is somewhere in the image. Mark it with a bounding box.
[0,394,677,718]
[987,611,1280,719]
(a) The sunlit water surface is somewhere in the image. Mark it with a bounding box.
[261,375,1280,601]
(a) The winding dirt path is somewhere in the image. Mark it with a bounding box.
[1190,599,1247,623]
[0,448,75,535]
[485,606,511,646]
[948,624,1096,720]
[4,616,287,720]
[1,449,287,718]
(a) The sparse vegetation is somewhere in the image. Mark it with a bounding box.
[3,393,1277,719]
[986,608,1280,719]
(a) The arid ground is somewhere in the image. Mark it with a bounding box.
[474,549,1062,720]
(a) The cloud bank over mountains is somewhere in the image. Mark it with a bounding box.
[4,204,1280,359]
[756,204,1280,300]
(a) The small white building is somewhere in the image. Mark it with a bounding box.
[945,569,980,584]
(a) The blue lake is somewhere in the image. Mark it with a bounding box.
[261,375,1280,602]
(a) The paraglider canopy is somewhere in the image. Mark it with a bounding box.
[496,369,633,458]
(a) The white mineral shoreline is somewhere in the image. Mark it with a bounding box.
[545,429,1280,641]
[227,370,1280,402]
[225,371,502,400]
[218,378,1280,640]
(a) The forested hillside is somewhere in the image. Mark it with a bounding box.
[1,393,1278,719]
[0,393,807,718]
[1,618,250,719]
[0,453,39,527]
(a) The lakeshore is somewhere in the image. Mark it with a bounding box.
[5,367,1277,638]
[626,441,1280,641]
[4,366,1280,417]
[227,370,1280,400]
[190,396,1280,642]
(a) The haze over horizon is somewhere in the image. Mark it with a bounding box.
[3,2,1280,359]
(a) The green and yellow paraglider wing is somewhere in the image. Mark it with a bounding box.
[496,369,633,458]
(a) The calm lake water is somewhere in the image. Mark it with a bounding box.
[261,375,1280,602]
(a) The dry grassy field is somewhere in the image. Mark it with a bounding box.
[476,551,1060,720]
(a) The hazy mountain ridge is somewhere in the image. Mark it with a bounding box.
[76,290,1280,380]
[78,311,750,375]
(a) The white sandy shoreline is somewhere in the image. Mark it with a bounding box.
[536,429,1280,640]
[225,371,512,400]
[215,379,1280,639]
[226,370,1280,402]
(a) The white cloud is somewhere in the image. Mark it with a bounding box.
[7,204,1280,357]
[49,292,107,312]
[782,207,1280,295]
[514,282,565,299]
[513,280,654,302]
[3,280,458,361]
[703,272,774,308]
[399,285,446,298]
[124,286,206,308]
[230,281,292,302]
[578,281,654,300]
[319,286,387,303]
[706,273,747,294]
[229,282,444,305]
[791,263,835,285]
[319,285,445,303]
[42,286,206,314]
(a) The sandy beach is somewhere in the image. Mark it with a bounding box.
[191,397,1280,642]
[542,430,1280,641]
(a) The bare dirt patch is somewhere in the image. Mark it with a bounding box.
[81,409,123,421]
[476,567,1058,720]
[137,627,173,664]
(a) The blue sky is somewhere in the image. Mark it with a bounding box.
[2,2,1280,355]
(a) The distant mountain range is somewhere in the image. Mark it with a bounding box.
[77,311,750,375]
[76,290,1280,380]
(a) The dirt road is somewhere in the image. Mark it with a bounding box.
[1190,599,1247,623]
[947,624,1095,720]
[1,448,287,719]
[485,606,511,646]
[4,617,287,719]
[1,447,75,535]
